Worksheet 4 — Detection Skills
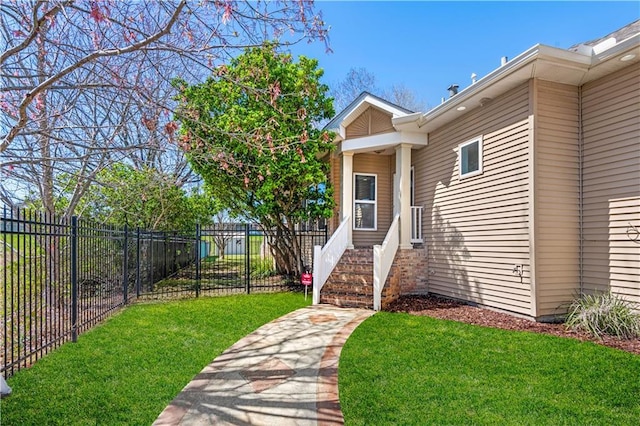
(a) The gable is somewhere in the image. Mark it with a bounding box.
[345,106,395,139]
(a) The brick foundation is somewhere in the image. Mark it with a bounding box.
[381,248,429,309]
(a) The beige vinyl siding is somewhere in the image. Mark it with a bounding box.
[581,62,640,305]
[352,153,393,246]
[346,106,395,139]
[532,80,581,317]
[413,82,533,316]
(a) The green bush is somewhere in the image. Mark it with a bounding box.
[565,292,640,339]
[250,257,276,279]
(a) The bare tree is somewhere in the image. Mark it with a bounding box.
[210,210,237,260]
[387,83,427,113]
[330,67,380,112]
[0,0,330,214]
[331,67,427,113]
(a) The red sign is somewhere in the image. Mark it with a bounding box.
[301,272,312,286]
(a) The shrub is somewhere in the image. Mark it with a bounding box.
[565,292,640,339]
[250,257,276,279]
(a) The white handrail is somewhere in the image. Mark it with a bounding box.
[313,216,350,304]
[373,214,400,311]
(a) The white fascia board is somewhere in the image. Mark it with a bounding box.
[391,112,424,130]
[536,44,593,65]
[362,96,410,117]
[341,131,428,154]
[341,95,412,130]
[593,33,640,62]
[339,124,346,140]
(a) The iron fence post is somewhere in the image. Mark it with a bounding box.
[173,231,177,276]
[245,223,250,294]
[147,232,152,290]
[136,227,141,298]
[195,224,201,297]
[71,216,78,343]
[163,232,167,279]
[123,224,129,304]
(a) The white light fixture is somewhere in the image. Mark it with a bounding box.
[456,106,466,111]
[620,54,636,62]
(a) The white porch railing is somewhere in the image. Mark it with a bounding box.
[373,214,400,311]
[411,206,423,243]
[313,217,350,305]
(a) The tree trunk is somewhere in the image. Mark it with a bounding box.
[34,33,65,309]
[265,221,303,278]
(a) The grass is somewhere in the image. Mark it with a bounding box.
[201,234,264,258]
[1,292,310,425]
[340,312,640,425]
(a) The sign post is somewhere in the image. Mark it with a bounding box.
[301,271,312,300]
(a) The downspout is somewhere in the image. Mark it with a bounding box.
[578,85,584,296]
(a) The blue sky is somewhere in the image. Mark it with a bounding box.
[289,1,639,110]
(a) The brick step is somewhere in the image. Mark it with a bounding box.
[321,282,373,295]
[320,248,375,310]
[333,260,373,272]
[329,269,373,278]
[325,274,373,287]
[338,249,373,262]
[320,293,372,309]
[335,258,373,267]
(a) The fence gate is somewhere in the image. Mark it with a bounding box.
[197,223,327,295]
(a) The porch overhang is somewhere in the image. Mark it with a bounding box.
[339,131,428,155]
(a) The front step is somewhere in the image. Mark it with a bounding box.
[320,248,374,309]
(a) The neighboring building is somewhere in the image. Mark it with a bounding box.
[313,21,640,321]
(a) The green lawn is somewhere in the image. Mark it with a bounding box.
[339,312,640,425]
[1,292,310,425]
[5,298,639,426]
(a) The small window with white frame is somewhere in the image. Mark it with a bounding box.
[458,136,483,179]
[353,173,376,230]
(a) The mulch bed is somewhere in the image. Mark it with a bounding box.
[385,294,640,355]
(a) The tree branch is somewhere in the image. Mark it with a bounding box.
[0,1,71,65]
[0,0,187,154]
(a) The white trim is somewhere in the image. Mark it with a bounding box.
[458,136,483,179]
[341,96,411,130]
[353,173,377,231]
[341,131,428,154]
[342,132,429,153]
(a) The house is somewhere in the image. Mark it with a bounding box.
[313,20,640,321]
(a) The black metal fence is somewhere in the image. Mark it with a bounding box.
[136,223,327,299]
[1,208,327,378]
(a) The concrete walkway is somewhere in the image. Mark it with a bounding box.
[154,305,374,426]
